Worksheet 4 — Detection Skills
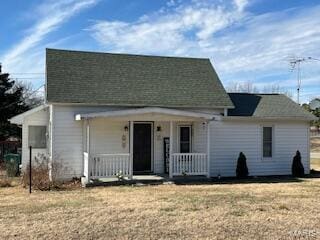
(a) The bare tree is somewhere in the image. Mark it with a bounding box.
[227,81,259,93]
[227,82,293,99]
[16,81,44,107]
[262,84,293,98]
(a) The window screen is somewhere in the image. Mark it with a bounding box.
[180,126,191,153]
[263,127,272,157]
[28,126,47,148]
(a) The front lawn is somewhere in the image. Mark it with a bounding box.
[311,137,320,152]
[0,176,320,239]
[311,158,320,170]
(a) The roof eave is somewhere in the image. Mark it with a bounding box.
[9,105,48,125]
[75,107,221,121]
[46,101,235,109]
[222,116,317,121]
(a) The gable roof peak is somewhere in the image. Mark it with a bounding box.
[46,48,233,108]
[46,48,210,61]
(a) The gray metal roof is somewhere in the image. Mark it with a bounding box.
[46,49,234,108]
[228,93,317,120]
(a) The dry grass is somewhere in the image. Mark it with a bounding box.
[311,137,320,152]
[311,158,320,171]
[0,169,13,188]
[0,178,13,188]
[0,177,320,239]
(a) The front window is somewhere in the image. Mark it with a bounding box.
[263,126,272,158]
[28,126,47,148]
[179,126,191,153]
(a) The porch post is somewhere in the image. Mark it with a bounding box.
[84,119,91,183]
[206,121,211,178]
[129,121,134,180]
[48,105,54,182]
[169,121,173,178]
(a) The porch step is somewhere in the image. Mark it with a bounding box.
[85,179,171,187]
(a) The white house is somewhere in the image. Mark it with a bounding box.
[10,49,317,183]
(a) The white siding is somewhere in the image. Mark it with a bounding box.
[52,106,84,177]
[274,123,310,174]
[22,107,49,168]
[210,120,310,177]
[52,105,124,177]
[90,119,129,154]
[193,122,207,153]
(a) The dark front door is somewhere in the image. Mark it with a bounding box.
[133,123,152,172]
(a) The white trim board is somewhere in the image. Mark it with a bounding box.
[75,107,218,121]
[10,105,48,125]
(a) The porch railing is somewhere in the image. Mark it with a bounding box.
[84,152,208,179]
[90,153,131,178]
[171,153,208,176]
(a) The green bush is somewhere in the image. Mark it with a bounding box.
[291,150,304,177]
[4,154,21,177]
[236,152,249,178]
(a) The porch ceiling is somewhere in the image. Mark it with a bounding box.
[75,107,218,121]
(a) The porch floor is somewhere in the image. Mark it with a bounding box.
[86,174,210,187]
[102,174,168,182]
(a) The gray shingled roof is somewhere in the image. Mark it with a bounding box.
[228,93,317,120]
[46,49,234,108]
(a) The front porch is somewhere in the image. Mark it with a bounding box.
[77,107,217,184]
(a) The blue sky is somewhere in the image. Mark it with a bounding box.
[1,0,319,103]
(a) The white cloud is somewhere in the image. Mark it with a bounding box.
[88,1,245,55]
[233,0,249,12]
[2,0,98,73]
[88,1,320,102]
[214,7,320,74]
[166,0,177,7]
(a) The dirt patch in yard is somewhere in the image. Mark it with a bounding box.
[0,178,320,239]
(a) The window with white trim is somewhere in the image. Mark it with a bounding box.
[179,126,191,153]
[28,126,47,148]
[262,126,272,158]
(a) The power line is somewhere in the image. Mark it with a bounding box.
[10,73,45,75]
[11,77,45,80]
